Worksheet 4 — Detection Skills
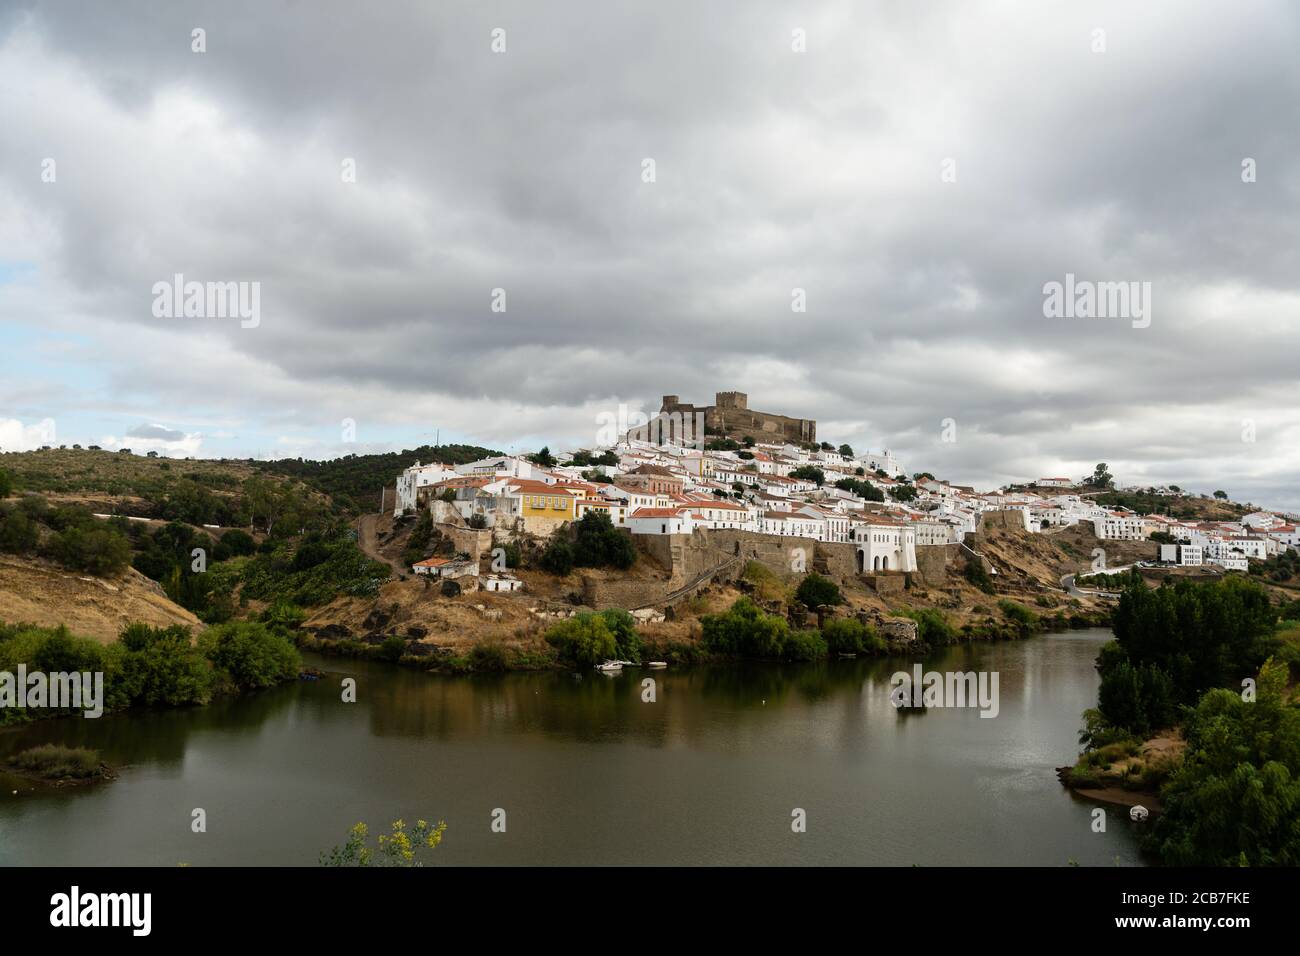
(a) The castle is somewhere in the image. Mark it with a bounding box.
[652,391,816,445]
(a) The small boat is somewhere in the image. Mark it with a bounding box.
[594,661,623,673]
[1129,805,1149,822]
[837,652,857,659]
[646,661,668,670]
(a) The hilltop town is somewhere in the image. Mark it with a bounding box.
[393,390,1295,578]
[3,391,1296,662]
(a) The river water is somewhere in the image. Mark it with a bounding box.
[0,628,1146,866]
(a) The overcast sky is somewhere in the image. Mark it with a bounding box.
[2,1,1298,508]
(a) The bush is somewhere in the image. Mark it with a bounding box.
[896,607,955,648]
[782,629,828,662]
[378,634,406,662]
[0,469,11,497]
[7,744,101,780]
[469,641,509,672]
[539,537,575,576]
[700,597,789,659]
[598,608,642,662]
[46,524,132,576]
[965,558,995,594]
[213,528,256,561]
[572,512,635,569]
[822,617,879,655]
[795,573,841,610]
[199,621,301,690]
[545,613,617,667]
[997,599,1040,632]
[117,622,215,706]
[0,506,39,554]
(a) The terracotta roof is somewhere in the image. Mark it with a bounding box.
[629,507,686,519]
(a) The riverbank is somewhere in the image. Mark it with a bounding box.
[295,598,1112,675]
[1056,731,1184,813]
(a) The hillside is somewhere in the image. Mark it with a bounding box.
[0,554,201,643]
[255,443,501,514]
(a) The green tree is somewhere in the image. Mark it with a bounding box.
[822,617,880,655]
[539,536,574,576]
[789,465,825,487]
[545,613,618,666]
[1150,659,1300,865]
[1213,490,1228,500]
[837,444,853,457]
[795,573,842,609]
[0,469,12,498]
[1085,463,1114,488]
[700,597,790,659]
[0,506,39,554]
[527,446,556,467]
[199,621,301,690]
[598,608,642,662]
[573,511,635,569]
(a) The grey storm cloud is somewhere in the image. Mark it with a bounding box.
[2,0,1299,505]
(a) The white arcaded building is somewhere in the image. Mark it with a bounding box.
[852,519,917,573]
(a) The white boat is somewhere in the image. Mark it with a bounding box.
[646,661,668,669]
[594,661,623,672]
[1129,805,1149,822]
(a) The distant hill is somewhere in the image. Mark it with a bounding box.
[255,444,500,514]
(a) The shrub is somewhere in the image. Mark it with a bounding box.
[700,597,790,659]
[896,607,955,648]
[965,558,995,594]
[822,617,870,655]
[795,573,841,610]
[117,622,214,706]
[469,641,509,672]
[782,629,828,662]
[213,528,256,561]
[7,744,101,780]
[572,512,635,569]
[545,613,617,667]
[539,537,575,576]
[378,634,407,662]
[46,524,132,576]
[997,599,1039,631]
[199,621,301,690]
[598,608,642,662]
[0,469,12,498]
[0,506,39,554]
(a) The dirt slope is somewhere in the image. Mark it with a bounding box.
[0,555,202,643]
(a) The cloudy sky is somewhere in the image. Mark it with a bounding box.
[2,1,1298,508]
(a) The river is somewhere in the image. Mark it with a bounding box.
[0,627,1146,866]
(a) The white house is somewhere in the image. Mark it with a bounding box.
[394,461,458,514]
[852,519,917,573]
[1093,513,1148,541]
[627,507,694,536]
